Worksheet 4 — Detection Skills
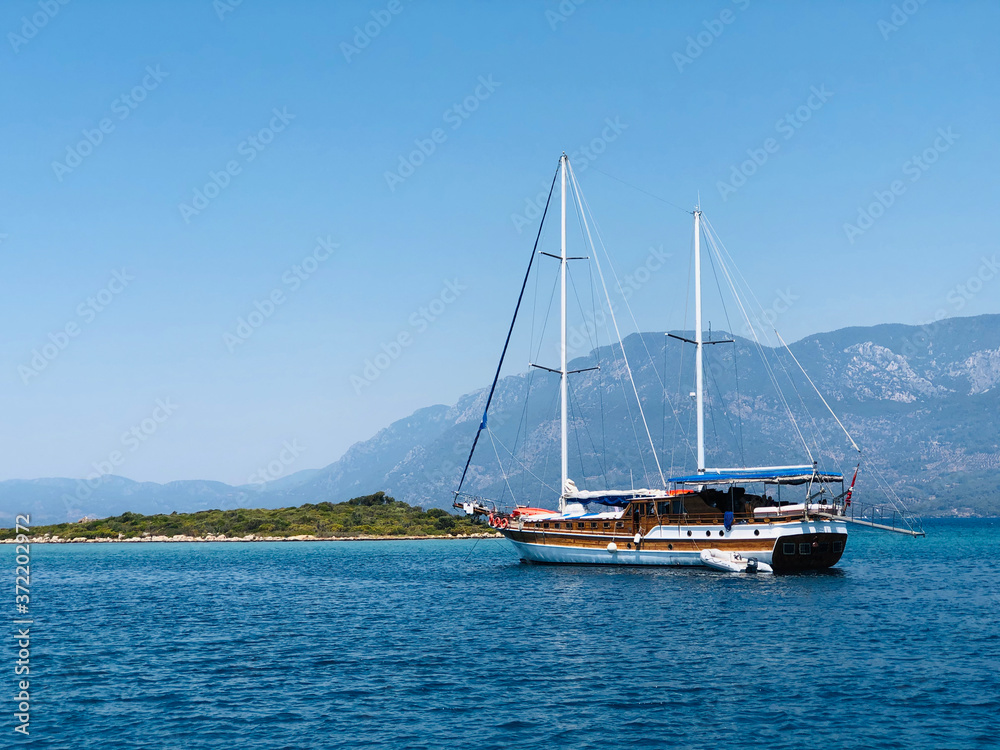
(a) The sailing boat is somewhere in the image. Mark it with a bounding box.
[454,154,923,572]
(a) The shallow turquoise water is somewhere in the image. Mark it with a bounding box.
[6,519,1000,749]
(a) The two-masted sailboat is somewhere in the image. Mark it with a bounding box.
[454,154,923,573]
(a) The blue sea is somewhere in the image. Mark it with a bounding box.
[7,519,1000,749]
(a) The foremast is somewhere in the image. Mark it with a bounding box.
[693,207,705,474]
[559,153,569,512]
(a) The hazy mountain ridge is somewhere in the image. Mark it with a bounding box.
[4,315,998,525]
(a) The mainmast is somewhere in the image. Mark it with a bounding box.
[694,207,705,474]
[559,153,569,511]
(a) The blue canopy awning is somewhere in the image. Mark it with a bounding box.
[669,466,844,486]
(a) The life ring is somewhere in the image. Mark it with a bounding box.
[487,513,495,527]
[500,517,509,529]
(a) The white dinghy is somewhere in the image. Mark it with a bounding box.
[700,548,773,574]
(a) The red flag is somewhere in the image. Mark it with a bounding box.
[845,464,860,506]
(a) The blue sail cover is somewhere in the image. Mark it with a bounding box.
[669,467,843,486]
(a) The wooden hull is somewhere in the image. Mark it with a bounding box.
[501,519,847,572]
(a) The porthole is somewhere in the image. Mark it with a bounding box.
[705,530,711,537]
[667,543,673,550]
[687,530,692,537]
[718,530,724,537]
[754,529,760,536]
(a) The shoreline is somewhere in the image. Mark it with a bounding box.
[1,532,504,545]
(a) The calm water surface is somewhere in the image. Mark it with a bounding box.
[8,519,1000,749]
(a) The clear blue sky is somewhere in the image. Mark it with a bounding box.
[1,0,997,484]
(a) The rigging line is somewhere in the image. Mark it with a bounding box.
[703,216,781,347]
[455,162,560,497]
[700,219,813,464]
[588,166,693,216]
[575,187,686,440]
[487,427,517,507]
[703,229,746,465]
[573,373,610,487]
[568,267,598,358]
[774,329,862,454]
[490,420,561,496]
[732,339,746,466]
[773,345,827,462]
[587,252,609,471]
[508,369,537,500]
[566,380,591,489]
[705,347,741,459]
[567,161,664,487]
[531,268,562,364]
[568,167,678,484]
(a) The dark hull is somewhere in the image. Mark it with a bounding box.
[769,532,847,572]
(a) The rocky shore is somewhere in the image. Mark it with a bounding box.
[1,532,504,544]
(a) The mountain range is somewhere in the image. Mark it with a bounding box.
[4,314,998,526]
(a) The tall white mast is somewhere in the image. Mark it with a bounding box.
[694,208,705,474]
[559,153,569,510]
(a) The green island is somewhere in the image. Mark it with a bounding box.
[0,492,488,541]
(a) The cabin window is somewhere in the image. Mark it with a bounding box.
[603,522,610,529]
[833,541,843,553]
[657,502,670,515]
[672,500,684,515]
[590,522,597,529]
[817,543,829,554]
[783,543,795,554]
[616,521,624,529]
[542,523,549,529]
[578,522,585,529]
[554,523,560,529]
[799,543,812,555]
